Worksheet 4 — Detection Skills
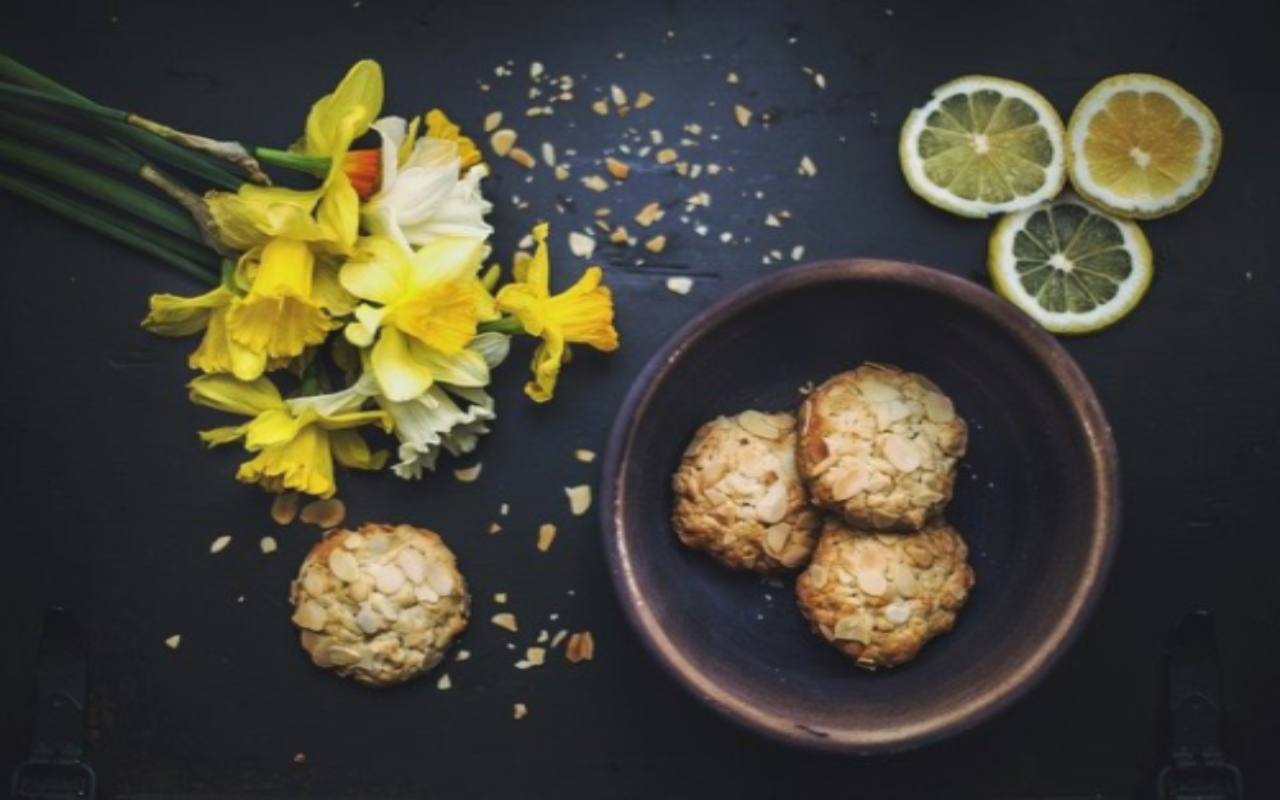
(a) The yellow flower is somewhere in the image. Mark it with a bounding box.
[225,238,334,360]
[424,109,482,171]
[495,222,619,402]
[206,60,384,254]
[340,235,496,401]
[189,374,390,497]
[142,287,269,380]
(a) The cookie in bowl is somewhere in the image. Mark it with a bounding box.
[797,363,967,531]
[672,410,820,572]
[795,516,975,669]
[289,523,469,687]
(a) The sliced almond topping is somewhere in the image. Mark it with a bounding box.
[565,485,592,516]
[924,392,956,423]
[292,600,327,632]
[655,148,678,164]
[754,480,789,524]
[483,111,503,133]
[833,615,871,644]
[537,523,558,552]
[327,549,359,583]
[764,523,791,555]
[737,410,782,439]
[905,543,935,569]
[490,128,517,156]
[423,560,456,597]
[635,202,664,227]
[270,492,299,525]
[644,234,667,253]
[894,564,919,597]
[883,434,922,472]
[209,534,232,554]
[665,276,693,295]
[568,231,596,258]
[830,468,870,501]
[507,147,536,168]
[491,612,518,632]
[634,91,655,109]
[734,104,752,127]
[300,498,345,528]
[605,157,630,180]
[857,569,888,596]
[565,631,595,663]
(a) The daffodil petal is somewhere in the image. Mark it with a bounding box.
[142,287,230,336]
[316,173,361,253]
[330,429,389,471]
[199,423,250,447]
[371,327,434,402]
[406,236,488,291]
[304,60,384,158]
[370,115,407,192]
[340,236,411,304]
[469,332,511,369]
[188,374,284,417]
[409,342,489,388]
[236,425,337,498]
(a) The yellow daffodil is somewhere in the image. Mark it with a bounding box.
[206,60,384,254]
[224,237,335,360]
[340,235,497,401]
[189,374,390,497]
[496,223,619,402]
[424,109,482,171]
[142,287,269,380]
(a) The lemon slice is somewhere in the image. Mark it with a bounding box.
[899,76,1066,218]
[1067,74,1221,219]
[989,196,1153,334]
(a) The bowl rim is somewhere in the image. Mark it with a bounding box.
[599,258,1120,754]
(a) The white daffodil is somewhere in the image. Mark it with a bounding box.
[360,115,493,253]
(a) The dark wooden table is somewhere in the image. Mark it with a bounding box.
[2,1,1277,797]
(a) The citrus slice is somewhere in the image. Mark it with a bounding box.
[899,76,1066,218]
[1067,74,1221,219]
[989,196,1153,334]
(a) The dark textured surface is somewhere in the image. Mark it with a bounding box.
[1,0,1278,797]
[604,261,1117,752]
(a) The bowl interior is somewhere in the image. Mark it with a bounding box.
[605,261,1115,752]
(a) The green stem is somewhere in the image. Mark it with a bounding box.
[478,316,523,335]
[0,110,141,174]
[0,136,206,246]
[0,173,218,284]
[254,147,330,177]
[0,52,91,101]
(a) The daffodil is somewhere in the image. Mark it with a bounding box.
[224,237,334,360]
[189,373,390,497]
[143,286,270,379]
[495,222,619,402]
[359,111,492,252]
[206,60,384,254]
[340,235,497,402]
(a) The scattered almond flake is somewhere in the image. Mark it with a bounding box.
[593,207,612,217]
[300,498,345,528]
[798,155,818,176]
[686,191,711,208]
[635,202,664,227]
[270,492,299,525]
[666,276,694,295]
[293,752,306,765]
[706,163,722,175]
[500,502,510,516]
[791,244,806,261]
[610,84,628,106]
[436,673,452,690]
[537,629,550,643]
[778,209,793,220]
[489,128,517,156]
[209,534,232,554]
[525,106,554,117]
[513,703,528,720]
[581,174,609,192]
[492,612,518,632]
[565,485,592,515]
[593,219,611,233]
[537,523,557,552]
[689,164,703,179]
[634,91,655,109]
[550,629,569,648]
[618,143,633,155]
[525,646,547,666]
[164,634,182,650]
[770,248,783,260]
[553,164,570,181]
[528,86,540,100]
[684,123,704,138]
[605,157,630,180]
[529,61,544,79]
[517,234,534,250]
[454,463,483,482]
[643,234,668,254]
[591,99,609,116]
[694,223,709,236]
[719,231,734,243]
[734,104,752,127]
[885,7,894,15]
[568,231,596,258]
[488,522,502,535]
[616,51,626,60]
[649,129,664,145]
[507,147,536,169]
[540,141,556,167]
[765,213,782,227]
[514,659,533,669]
[494,592,508,604]
[455,649,471,661]
[566,631,596,663]
[655,148,678,165]
[549,612,561,620]
[259,536,278,555]
[814,72,827,90]
[636,145,651,157]
[609,226,629,244]
[674,162,689,176]
[575,449,597,463]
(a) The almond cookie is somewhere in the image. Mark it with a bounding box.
[672,410,820,572]
[797,363,967,531]
[289,523,469,687]
[796,517,975,669]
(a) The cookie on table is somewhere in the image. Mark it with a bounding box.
[672,410,820,572]
[797,363,967,531]
[289,523,469,687]
[795,516,975,669]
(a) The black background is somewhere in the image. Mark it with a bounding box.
[2,1,1278,797]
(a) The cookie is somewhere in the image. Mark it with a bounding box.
[795,517,975,669]
[672,410,820,572]
[797,363,967,531]
[289,523,469,687]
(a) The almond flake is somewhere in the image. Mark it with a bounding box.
[575,449,596,463]
[593,207,612,217]
[644,235,668,254]
[609,226,629,244]
[634,91,655,109]
[300,498,345,528]
[164,634,182,650]
[565,485,592,515]
[490,128,517,156]
[734,104,752,127]
[525,646,546,666]
[259,536,278,555]
[568,231,596,258]
[483,111,503,133]
[270,491,299,525]
[581,174,609,192]
[507,147,536,168]
[765,213,782,227]
[494,592,508,603]
[454,463,483,482]
[488,522,502,535]
[566,631,595,663]
[650,129,664,145]
[540,141,556,167]
[609,84,628,106]
[529,61,544,79]
[655,148,678,164]
[798,155,817,176]
[791,244,806,261]
[666,276,693,295]
[814,72,827,89]
[554,164,570,180]
[726,72,739,84]
[209,535,232,554]
[686,191,711,208]
[550,629,569,648]
[456,649,471,661]
[605,157,630,180]
[537,523,557,552]
[591,99,609,115]
[635,202,664,227]
[513,703,529,720]
[436,673,452,690]
[492,612,519,632]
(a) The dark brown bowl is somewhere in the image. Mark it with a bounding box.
[600,259,1119,753]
